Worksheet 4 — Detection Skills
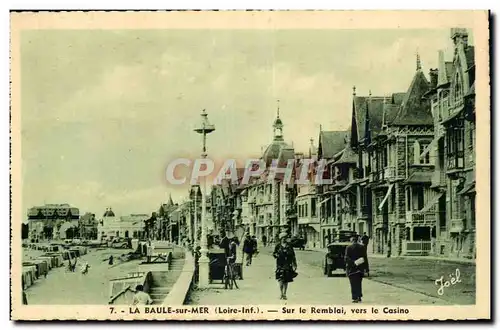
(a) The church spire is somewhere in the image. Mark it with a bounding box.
[272,99,284,141]
[416,51,422,71]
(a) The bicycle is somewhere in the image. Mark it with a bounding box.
[223,257,239,290]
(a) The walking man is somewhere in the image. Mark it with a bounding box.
[361,232,370,253]
[243,234,254,266]
[345,234,369,303]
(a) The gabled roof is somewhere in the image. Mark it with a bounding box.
[318,131,347,159]
[333,146,358,165]
[391,70,433,126]
[349,96,387,143]
[392,93,406,105]
[382,103,401,127]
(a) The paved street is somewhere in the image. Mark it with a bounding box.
[188,248,448,305]
[293,249,476,305]
[24,248,141,305]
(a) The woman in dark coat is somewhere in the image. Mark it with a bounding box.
[273,232,297,300]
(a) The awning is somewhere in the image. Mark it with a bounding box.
[416,191,444,214]
[308,223,321,233]
[420,132,445,160]
[441,108,464,125]
[318,197,331,206]
[338,183,355,193]
[458,182,475,195]
[378,184,394,211]
[405,172,433,184]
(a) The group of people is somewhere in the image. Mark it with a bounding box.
[272,231,370,303]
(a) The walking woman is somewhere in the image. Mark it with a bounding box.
[273,232,297,300]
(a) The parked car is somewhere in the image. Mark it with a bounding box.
[323,242,350,276]
[290,236,306,250]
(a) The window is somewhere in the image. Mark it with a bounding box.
[469,124,475,149]
[412,141,420,164]
[420,142,431,164]
[446,125,465,170]
[311,198,317,217]
[406,188,411,212]
[454,72,463,102]
[412,186,424,211]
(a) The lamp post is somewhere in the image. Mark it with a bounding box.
[194,109,215,288]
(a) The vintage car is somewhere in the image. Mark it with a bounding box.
[290,236,307,250]
[323,242,350,276]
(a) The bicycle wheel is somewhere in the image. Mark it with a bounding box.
[223,266,229,289]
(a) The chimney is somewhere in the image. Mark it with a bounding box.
[429,69,439,88]
[451,28,468,46]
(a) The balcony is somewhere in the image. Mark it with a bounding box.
[373,214,384,226]
[450,218,464,233]
[405,211,437,226]
[402,240,432,256]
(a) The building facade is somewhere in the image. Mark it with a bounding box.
[27,203,80,241]
[97,208,147,241]
[423,28,476,259]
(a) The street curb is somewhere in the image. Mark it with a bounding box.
[366,277,453,305]
[303,248,476,265]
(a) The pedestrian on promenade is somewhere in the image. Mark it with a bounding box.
[108,255,114,265]
[262,235,267,247]
[194,246,201,284]
[345,234,369,303]
[361,232,370,253]
[252,235,258,256]
[133,285,153,305]
[22,278,28,305]
[146,241,153,263]
[243,234,254,266]
[219,230,230,257]
[273,232,297,300]
[81,261,90,275]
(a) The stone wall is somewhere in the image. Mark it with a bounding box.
[396,136,407,178]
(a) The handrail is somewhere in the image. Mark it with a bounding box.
[108,285,133,304]
[108,271,153,305]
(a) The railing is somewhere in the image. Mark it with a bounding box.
[450,218,464,233]
[402,241,432,256]
[406,211,437,225]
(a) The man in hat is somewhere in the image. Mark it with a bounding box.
[344,233,369,303]
[243,233,255,266]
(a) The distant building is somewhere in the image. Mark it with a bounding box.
[26,203,79,240]
[97,208,147,241]
[79,212,98,240]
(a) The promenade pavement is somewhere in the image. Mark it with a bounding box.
[188,250,449,306]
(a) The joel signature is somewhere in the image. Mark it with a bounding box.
[435,268,461,296]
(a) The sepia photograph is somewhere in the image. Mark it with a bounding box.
[9,10,490,321]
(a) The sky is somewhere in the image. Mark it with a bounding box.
[20,28,471,217]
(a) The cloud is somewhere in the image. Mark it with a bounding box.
[21,29,465,215]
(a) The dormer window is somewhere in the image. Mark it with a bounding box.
[454,72,463,103]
